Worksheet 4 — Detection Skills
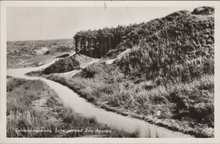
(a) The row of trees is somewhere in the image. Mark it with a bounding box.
[73,24,138,58]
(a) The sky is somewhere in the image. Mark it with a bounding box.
[7,6,196,41]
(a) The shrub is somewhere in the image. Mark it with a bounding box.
[43,55,80,74]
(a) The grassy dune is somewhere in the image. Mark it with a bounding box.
[7,77,139,137]
[46,7,214,137]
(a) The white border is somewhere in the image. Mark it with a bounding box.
[1,1,220,144]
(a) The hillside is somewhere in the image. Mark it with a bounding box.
[47,6,214,137]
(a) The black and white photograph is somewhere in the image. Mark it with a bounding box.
[1,1,220,143]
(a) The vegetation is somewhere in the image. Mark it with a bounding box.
[47,7,215,137]
[7,77,139,137]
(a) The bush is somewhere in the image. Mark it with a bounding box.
[43,55,80,74]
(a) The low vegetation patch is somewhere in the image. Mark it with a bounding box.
[7,77,139,137]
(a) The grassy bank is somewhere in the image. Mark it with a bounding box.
[7,77,139,137]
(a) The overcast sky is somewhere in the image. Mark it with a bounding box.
[7,6,195,41]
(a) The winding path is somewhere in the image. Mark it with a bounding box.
[7,60,193,138]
